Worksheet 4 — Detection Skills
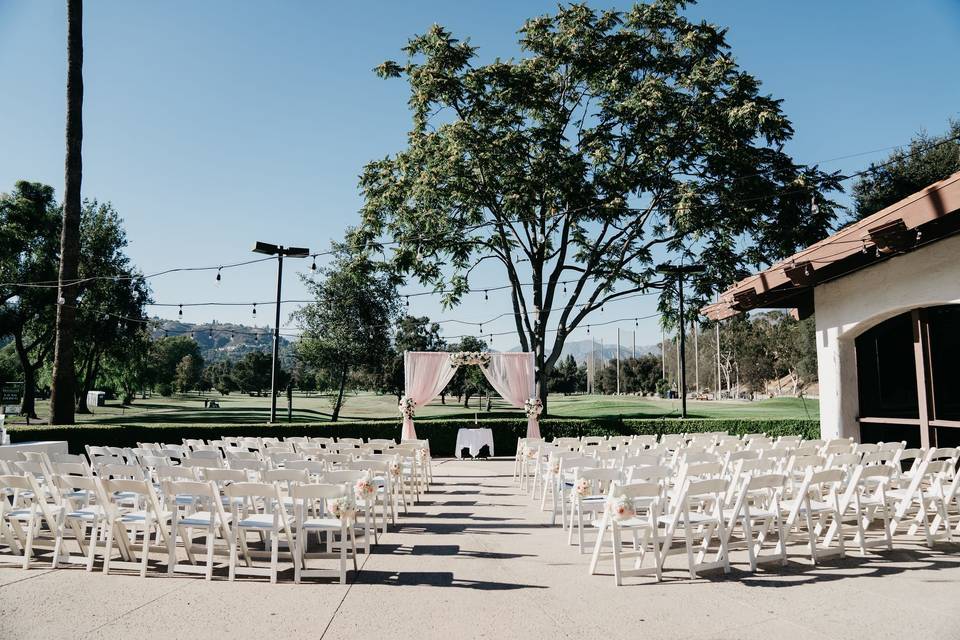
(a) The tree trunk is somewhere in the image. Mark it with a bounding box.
[75,349,98,414]
[49,0,84,425]
[12,334,38,419]
[463,392,471,409]
[330,365,347,422]
[440,391,446,405]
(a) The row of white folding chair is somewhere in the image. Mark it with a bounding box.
[0,467,372,583]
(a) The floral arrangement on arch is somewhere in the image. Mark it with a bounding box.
[524,397,543,419]
[328,495,357,522]
[606,495,636,521]
[449,351,491,368]
[398,396,416,420]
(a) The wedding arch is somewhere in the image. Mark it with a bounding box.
[399,351,542,441]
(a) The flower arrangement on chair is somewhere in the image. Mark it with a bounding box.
[449,351,491,368]
[328,495,357,522]
[605,495,636,521]
[546,452,561,477]
[575,477,590,497]
[524,397,543,418]
[388,457,402,477]
[524,445,538,460]
[398,396,416,420]
[354,475,375,502]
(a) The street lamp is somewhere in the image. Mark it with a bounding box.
[657,262,706,419]
[252,242,310,423]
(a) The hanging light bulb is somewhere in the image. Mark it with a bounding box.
[635,318,639,327]
[405,296,410,307]
[252,303,257,316]
[490,333,494,345]
[587,325,591,334]
[563,281,567,294]
[178,304,183,317]
[484,290,488,300]
[190,331,194,338]
[310,256,317,271]
[479,323,483,333]
[216,267,222,283]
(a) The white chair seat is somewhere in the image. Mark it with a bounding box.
[179,511,231,527]
[120,509,171,524]
[66,505,107,521]
[591,516,653,529]
[658,511,720,525]
[298,517,343,531]
[236,514,279,529]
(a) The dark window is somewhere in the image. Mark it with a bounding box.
[859,423,922,448]
[855,311,918,419]
[928,305,960,421]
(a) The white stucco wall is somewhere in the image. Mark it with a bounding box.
[814,233,960,440]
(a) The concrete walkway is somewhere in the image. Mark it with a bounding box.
[2,458,960,639]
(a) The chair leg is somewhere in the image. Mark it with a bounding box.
[87,520,99,572]
[205,526,215,581]
[270,530,279,584]
[611,524,623,586]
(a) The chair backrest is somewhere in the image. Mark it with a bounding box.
[202,468,247,484]
[222,481,280,500]
[575,467,622,495]
[622,453,662,469]
[98,463,145,481]
[338,438,364,446]
[262,468,309,485]
[626,464,672,484]
[286,460,326,476]
[323,470,368,487]
[290,482,349,501]
[157,465,198,482]
[728,449,761,463]
[658,434,686,450]
[52,461,91,477]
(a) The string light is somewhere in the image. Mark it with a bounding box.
[635,318,639,327]
[484,290,488,300]
[310,256,317,271]
[587,325,590,334]
[405,296,410,307]
[178,304,183,317]
[252,303,257,316]
[215,267,221,283]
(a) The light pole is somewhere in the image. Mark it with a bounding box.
[252,242,309,423]
[657,262,706,418]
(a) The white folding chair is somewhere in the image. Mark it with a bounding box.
[291,482,358,584]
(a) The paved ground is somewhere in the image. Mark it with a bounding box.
[2,458,959,639]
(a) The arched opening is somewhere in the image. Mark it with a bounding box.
[855,304,960,447]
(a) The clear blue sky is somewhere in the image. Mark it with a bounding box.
[1,0,958,350]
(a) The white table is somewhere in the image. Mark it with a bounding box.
[0,440,69,461]
[455,428,494,459]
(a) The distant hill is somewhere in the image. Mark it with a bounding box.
[151,318,295,364]
[510,338,660,363]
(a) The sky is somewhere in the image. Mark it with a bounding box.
[1,0,959,351]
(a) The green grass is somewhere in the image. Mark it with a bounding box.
[7,391,818,426]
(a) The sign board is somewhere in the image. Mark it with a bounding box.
[1,384,22,414]
[1,383,21,405]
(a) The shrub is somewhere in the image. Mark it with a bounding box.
[9,417,819,457]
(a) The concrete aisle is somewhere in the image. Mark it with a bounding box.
[2,458,960,639]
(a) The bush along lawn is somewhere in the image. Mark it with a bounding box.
[9,417,820,458]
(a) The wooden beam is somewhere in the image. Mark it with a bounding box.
[912,309,934,449]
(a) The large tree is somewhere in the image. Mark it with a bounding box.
[852,120,960,220]
[295,245,398,421]
[0,182,61,417]
[50,0,85,424]
[355,2,841,411]
[73,201,151,412]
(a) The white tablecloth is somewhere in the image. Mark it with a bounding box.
[455,428,494,458]
[0,440,69,460]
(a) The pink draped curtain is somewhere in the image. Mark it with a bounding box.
[402,351,459,440]
[481,352,540,439]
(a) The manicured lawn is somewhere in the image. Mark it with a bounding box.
[9,392,818,426]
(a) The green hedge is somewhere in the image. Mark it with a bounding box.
[8,417,819,457]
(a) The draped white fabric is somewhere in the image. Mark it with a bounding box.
[402,351,540,441]
[481,352,540,439]
[402,351,459,440]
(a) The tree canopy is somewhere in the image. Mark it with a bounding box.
[852,120,960,220]
[354,2,842,407]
